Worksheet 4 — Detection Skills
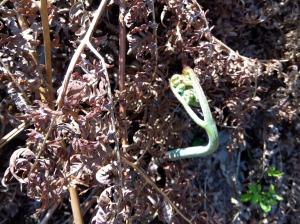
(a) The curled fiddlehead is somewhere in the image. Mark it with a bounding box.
[167,66,219,160]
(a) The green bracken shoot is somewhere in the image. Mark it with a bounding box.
[167,66,219,160]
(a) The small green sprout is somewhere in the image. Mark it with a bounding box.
[241,183,283,213]
[241,167,284,213]
[266,166,284,178]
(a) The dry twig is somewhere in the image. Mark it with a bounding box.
[56,0,109,108]
[0,122,29,149]
[118,0,128,146]
[40,201,60,224]
[0,0,9,6]
[87,40,124,219]
[39,0,54,108]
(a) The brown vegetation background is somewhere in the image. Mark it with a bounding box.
[0,0,299,223]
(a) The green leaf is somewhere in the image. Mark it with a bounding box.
[274,194,283,201]
[242,181,283,214]
[241,193,252,202]
[269,184,275,193]
[251,193,261,204]
[267,197,278,206]
[267,184,283,201]
[260,201,272,213]
[267,166,284,178]
[249,183,261,193]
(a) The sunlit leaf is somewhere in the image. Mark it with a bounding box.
[260,201,272,213]
[241,193,252,202]
[267,166,284,178]
[274,194,283,201]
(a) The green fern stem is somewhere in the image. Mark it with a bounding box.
[167,66,219,160]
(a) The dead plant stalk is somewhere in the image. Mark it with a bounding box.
[0,122,29,149]
[118,0,128,146]
[69,186,84,224]
[39,0,54,108]
[16,1,53,108]
[28,1,110,223]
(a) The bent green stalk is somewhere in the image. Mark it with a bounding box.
[167,66,219,160]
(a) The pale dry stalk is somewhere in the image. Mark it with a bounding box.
[0,122,29,149]
[39,0,54,108]
[118,0,128,146]
[69,186,84,224]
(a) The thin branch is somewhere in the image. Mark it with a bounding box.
[40,0,54,108]
[0,0,9,6]
[87,42,122,163]
[64,188,98,224]
[26,2,110,223]
[29,117,56,174]
[121,157,193,224]
[118,0,128,146]
[212,36,252,62]
[0,122,29,149]
[87,40,124,219]
[56,0,109,108]
[40,201,60,224]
